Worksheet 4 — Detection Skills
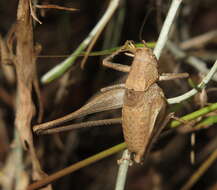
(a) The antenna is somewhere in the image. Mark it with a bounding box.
[139,7,154,42]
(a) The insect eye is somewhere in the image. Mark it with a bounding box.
[126,89,134,96]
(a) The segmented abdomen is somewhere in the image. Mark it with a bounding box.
[122,83,166,163]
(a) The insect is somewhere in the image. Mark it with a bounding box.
[33,41,188,163]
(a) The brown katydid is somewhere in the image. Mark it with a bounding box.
[33,41,188,163]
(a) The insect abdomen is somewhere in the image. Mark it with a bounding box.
[122,84,166,163]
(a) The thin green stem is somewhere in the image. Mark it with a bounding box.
[27,143,126,190]
[194,115,217,130]
[41,0,121,84]
[170,102,217,128]
[37,42,155,59]
[84,42,155,56]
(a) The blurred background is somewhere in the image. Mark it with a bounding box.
[0,0,217,189]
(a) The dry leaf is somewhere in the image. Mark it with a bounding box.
[0,34,15,84]
[14,0,50,189]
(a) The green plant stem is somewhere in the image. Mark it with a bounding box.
[194,115,217,130]
[85,42,155,56]
[27,142,126,190]
[42,43,86,83]
[38,42,155,58]
[41,0,121,84]
[170,102,217,128]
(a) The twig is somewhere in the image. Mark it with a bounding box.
[189,51,217,62]
[168,60,217,104]
[27,143,126,190]
[14,130,26,189]
[180,29,217,50]
[80,0,125,68]
[115,150,131,190]
[102,0,126,50]
[116,0,183,189]
[166,41,217,82]
[29,0,42,24]
[35,4,78,12]
[180,149,217,190]
[41,0,120,84]
[154,0,182,59]
[0,129,25,189]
